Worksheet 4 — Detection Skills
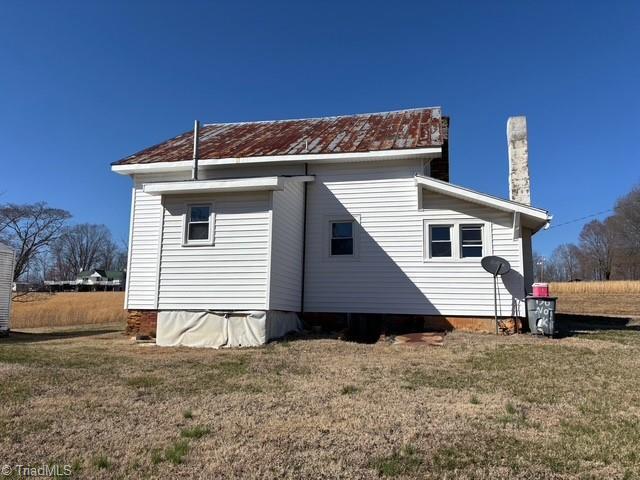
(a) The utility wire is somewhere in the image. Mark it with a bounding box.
[546,209,614,229]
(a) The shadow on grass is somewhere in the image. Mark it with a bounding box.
[557,313,640,338]
[0,327,122,344]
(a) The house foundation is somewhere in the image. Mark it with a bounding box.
[126,310,158,337]
[127,309,522,341]
[302,312,522,338]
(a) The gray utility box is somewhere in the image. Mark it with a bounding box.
[525,297,558,337]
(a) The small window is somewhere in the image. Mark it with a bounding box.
[330,221,353,256]
[430,225,452,258]
[186,205,211,243]
[460,225,483,258]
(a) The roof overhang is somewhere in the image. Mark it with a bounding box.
[415,175,551,233]
[142,175,314,196]
[112,147,442,176]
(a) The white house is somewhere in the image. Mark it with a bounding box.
[0,242,15,333]
[112,107,551,347]
[75,269,125,289]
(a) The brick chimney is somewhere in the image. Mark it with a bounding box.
[507,116,531,205]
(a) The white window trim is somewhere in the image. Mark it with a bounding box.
[423,219,492,262]
[182,203,215,247]
[325,214,361,260]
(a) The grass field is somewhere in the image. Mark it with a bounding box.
[10,292,126,329]
[9,284,639,331]
[550,280,640,295]
[1,325,640,479]
[551,281,640,317]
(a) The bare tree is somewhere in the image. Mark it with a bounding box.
[614,184,640,250]
[50,224,120,279]
[544,182,640,281]
[611,184,640,279]
[551,243,581,281]
[532,251,559,282]
[0,202,71,280]
[579,219,615,280]
[48,223,127,280]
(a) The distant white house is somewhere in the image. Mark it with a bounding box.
[0,242,15,333]
[45,269,125,291]
[75,269,125,287]
[112,107,551,347]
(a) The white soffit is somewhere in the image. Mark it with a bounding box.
[143,176,314,195]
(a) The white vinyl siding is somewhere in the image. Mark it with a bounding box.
[304,159,526,317]
[126,186,163,309]
[200,164,306,180]
[126,160,528,318]
[157,192,271,310]
[0,244,14,331]
[521,227,534,296]
[268,181,305,311]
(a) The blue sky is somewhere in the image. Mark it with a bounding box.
[1,1,638,254]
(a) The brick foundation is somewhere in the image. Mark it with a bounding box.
[126,310,158,337]
[303,312,522,337]
[124,310,521,340]
[421,315,522,334]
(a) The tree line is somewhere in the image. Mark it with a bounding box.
[536,182,640,282]
[0,202,126,281]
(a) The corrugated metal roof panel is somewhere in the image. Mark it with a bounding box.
[113,107,446,166]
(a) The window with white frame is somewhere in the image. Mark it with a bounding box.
[460,225,483,258]
[425,221,487,260]
[330,221,354,256]
[184,204,213,245]
[429,225,452,258]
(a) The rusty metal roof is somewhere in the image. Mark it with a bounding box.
[113,107,447,165]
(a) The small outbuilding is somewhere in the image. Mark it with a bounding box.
[0,242,15,333]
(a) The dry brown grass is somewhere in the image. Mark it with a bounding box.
[550,280,640,295]
[550,282,640,317]
[1,326,640,478]
[11,292,126,328]
[555,292,640,317]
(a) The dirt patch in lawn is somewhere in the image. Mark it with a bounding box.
[1,324,640,479]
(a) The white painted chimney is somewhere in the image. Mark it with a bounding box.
[507,116,531,205]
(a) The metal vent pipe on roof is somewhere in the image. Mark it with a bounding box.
[192,120,200,181]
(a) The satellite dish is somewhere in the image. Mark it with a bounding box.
[481,256,512,335]
[481,256,511,276]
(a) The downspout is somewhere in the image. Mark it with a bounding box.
[300,163,309,315]
[192,120,200,181]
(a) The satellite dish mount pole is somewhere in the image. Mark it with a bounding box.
[481,256,511,336]
[493,266,499,335]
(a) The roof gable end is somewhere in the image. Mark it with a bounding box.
[415,175,551,231]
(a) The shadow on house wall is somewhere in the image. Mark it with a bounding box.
[302,168,527,341]
[303,170,439,341]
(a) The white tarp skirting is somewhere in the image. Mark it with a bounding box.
[156,310,301,348]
